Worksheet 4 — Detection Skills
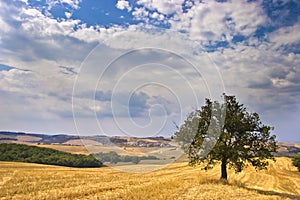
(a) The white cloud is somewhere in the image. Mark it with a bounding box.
[116,0,132,11]
[0,68,34,93]
[0,1,98,65]
[70,24,128,43]
[65,12,72,19]
[269,23,300,48]
[132,7,149,21]
[0,15,11,35]
[271,77,293,88]
[20,7,80,37]
[208,41,300,116]
[46,0,81,10]
[0,66,76,130]
[137,0,184,15]
[151,12,165,21]
[169,0,267,42]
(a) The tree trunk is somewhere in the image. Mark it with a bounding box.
[221,159,227,180]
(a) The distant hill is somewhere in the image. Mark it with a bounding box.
[276,142,300,157]
[1,131,299,157]
[0,131,176,148]
[0,131,80,144]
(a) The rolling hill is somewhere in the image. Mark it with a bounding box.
[1,131,299,158]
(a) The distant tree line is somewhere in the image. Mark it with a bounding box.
[0,143,102,168]
[93,151,159,164]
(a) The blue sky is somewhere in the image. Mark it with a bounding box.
[0,0,299,142]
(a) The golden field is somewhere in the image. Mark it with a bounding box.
[0,157,300,200]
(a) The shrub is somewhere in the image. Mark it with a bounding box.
[93,151,159,164]
[292,154,300,171]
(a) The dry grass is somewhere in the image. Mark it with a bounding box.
[0,157,299,200]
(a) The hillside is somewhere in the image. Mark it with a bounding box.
[0,157,299,199]
[0,143,102,168]
[277,142,300,157]
[0,131,80,144]
[0,131,175,148]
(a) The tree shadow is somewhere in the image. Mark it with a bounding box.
[198,178,300,199]
[230,180,300,200]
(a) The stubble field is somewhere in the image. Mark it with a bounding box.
[0,157,300,200]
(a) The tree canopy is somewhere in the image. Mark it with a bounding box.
[174,94,278,180]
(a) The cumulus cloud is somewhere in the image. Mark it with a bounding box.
[136,0,184,15]
[65,12,72,19]
[150,12,165,21]
[269,23,300,49]
[169,0,267,43]
[0,1,98,68]
[209,41,300,122]
[116,0,132,11]
[47,0,81,10]
[132,7,149,21]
